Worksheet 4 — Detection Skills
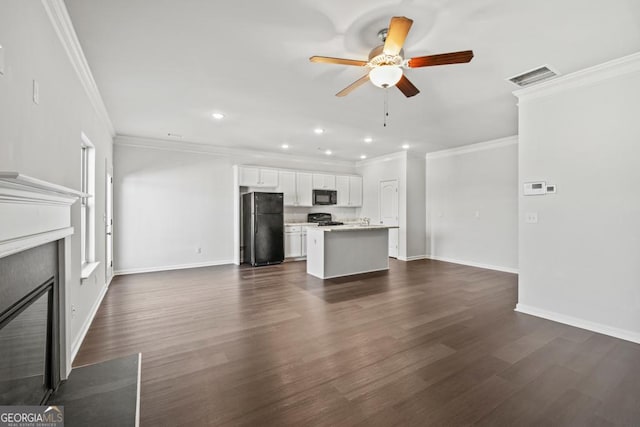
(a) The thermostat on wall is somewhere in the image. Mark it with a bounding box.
[523,181,546,196]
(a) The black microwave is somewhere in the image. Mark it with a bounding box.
[312,189,337,205]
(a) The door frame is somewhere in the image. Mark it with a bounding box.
[105,165,114,285]
[379,179,399,258]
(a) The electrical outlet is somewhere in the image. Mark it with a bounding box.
[71,304,77,319]
[525,212,538,224]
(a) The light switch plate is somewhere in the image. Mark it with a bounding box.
[0,44,4,75]
[33,80,39,104]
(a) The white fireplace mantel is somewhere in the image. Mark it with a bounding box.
[0,172,85,259]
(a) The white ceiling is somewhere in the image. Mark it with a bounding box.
[65,0,640,161]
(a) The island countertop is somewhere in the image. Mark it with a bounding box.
[308,224,399,232]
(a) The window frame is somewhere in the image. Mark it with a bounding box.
[80,132,98,279]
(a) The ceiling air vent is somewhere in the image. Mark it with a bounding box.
[508,65,558,87]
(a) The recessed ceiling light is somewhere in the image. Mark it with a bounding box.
[402,144,410,150]
[325,150,332,155]
[281,144,289,149]
[314,128,324,135]
[364,137,373,143]
[212,112,225,120]
[360,155,367,159]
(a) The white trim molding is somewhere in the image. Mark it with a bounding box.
[514,52,640,102]
[355,151,406,167]
[114,259,234,276]
[426,135,518,160]
[426,255,519,274]
[398,255,429,262]
[41,0,115,137]
[515,304,640,345]
[116,135,356,169]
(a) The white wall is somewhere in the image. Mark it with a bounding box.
[426,137,518,272]
[0,2,114,356]
[114,136,357,274]
[406,153,427,259]
[516,53,640,343]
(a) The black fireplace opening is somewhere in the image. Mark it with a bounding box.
[0,242,61,405]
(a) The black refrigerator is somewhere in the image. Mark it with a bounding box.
[242,192,284,266]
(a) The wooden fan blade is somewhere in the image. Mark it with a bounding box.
[396,75,420,97]
[336,74,370,97]
[408,50,474,68]
[383,16,413,56]
[310,56,367,67]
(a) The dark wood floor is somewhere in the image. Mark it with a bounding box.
[75,259,640,426]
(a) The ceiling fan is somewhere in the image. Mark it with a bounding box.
[310,16,473,98]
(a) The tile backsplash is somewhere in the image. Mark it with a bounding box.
[284,206,361,223]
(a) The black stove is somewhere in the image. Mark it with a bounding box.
[308,213,343,227]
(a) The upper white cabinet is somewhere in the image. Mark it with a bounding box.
[312,173,336,190]
[237,165,359,207]
[336,175,362,207]
[239,167,278,187]
[349,176,363,207]
[296,172,313,207]
[336,176,350,206]
[276,171,296,205]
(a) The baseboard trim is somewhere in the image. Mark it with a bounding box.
[515,304,640,344]
[426,255,518,274]
[114,260,234,276]
[398,255,428,262]
[70,282,109,366]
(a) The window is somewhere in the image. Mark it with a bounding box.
[80,133,98,279]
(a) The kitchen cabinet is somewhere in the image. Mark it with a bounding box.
[336,176,350,206]
[335,175,363,207]
[312,173,336,190]
[239,167,278,187]
[301,232,307,256]
[277,171,296,206]
[284,225,310,258]
[284,227,302,258]
[348,176,363,207]
[296,172,313,207]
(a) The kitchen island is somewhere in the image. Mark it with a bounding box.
[306,225,398,279]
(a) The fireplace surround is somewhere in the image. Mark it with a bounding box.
[0,172,83,404]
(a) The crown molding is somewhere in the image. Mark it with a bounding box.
[426,135,518,160]
[115,135,358,168]
[355,151,407,167]
[41,0,115,137]
[513,52,640,102]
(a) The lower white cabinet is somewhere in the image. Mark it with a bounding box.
[284,225,310,258]
[284,230,302,258]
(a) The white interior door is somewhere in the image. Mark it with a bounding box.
[379,179,399,258]
[105,172,114,283]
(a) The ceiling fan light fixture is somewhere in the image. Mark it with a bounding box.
[369,65,403,88]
